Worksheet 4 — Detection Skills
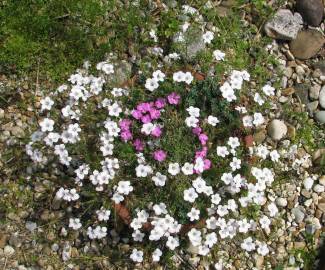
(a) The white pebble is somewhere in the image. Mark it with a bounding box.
[303,177,314,190]
[4,245,15,257]
[313,184,325,193]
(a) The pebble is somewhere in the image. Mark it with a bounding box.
[303,177,314,190]
[318,202,325,212]
[276,197,288,207]
[289,29,325,60]
[264,9,303,40]
[25,221,37,232]
[4,245,15,257]
[292,207,305,223]
[313,184,325,193]
[267,119,288,140]
[306,223,316,234]
[319,86,325,109]
[309,84,321,100]
[315,111,325,124]
[296,0,324,27]
[319,175,325,186]
[307,101,319,114]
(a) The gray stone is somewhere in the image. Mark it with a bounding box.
[267,119,288,141]
[294,83,310,105]
[309,84,321,100]
[292,207,305,223]
[319,86,325,109]
[296,0,324,27]
[25,221,37,232]
[290,29,325,60]
[313,184,325,193]
[313,61,325,75]
[315,110,325,124]
[307,101,319,115]
[264,9,303,40]
[306,224,316,234]
[276,197,288,207]
[106,61,132,86]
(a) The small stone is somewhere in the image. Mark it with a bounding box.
[294,83,310,105]
[309,84,321,100]
[9,234,22,248]
[315,110,325,124]
[290,29,325,60]
[292,207,305,223]
[295,65,305,75]
[296,0,324,27]
[25,221,37,232]
[255,255,264,269]
[319,175,325,186]
[319,86,325,109]
[304,177,314,190]
[294,242,306,249]
[307,101,319,114]
[0,233,8,248]
[313,184,325,193]
[11,126,25,138]
[282,87,295,96]
[284,67,293,78]
[276,198,288,207]
[318,202,325,212]
[306,223,317,234]
[267,119,288,140]
[254,130,266,144]
[264,9,303,40]
[4,245,15,257]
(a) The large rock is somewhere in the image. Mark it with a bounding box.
[264,9,303,40]
[290,29,325,60]
[267,119,288,141]
[296,0,324,27]
[315,110,325,124]
[319,86,325,109]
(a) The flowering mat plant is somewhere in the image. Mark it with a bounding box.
[24,7,322,269]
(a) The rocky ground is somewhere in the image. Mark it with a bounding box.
[0,0,325,270]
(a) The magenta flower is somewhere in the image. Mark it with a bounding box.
[203,159,211,170]
[119,119,132,130]
[149,109,161,120]
[137,102,152,113]
[155,98,166,109]
[133,139,144,151]
[192,127,202,135]
[151,126,162,137]
[153,150,167,162]
[141,114,152,124]
[167,92,181,105]
[199,133,208,145]
[195,147,208,159]
[131,109,142,120]
[121,130,133,142]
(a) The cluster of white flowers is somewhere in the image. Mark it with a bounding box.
[145,70,166,91]
[220,70,250,102]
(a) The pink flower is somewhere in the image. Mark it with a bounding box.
[141,114,152,124]
[195,147,208,159]
[192,127,202,135]
[151,126,162,137]
[149,109,161,120]
[133,139,144,151]
[121,130,132,142]
[153,150,167,162]
[203,159,211,170]
[167,92,181,105]
[119,119,132,130]
[199,133,208,145]
[155,98,166,109]
[137,102,152,113]
[132,110,142,120]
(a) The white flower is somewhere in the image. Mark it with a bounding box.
[206,217,217,230]
[39,118,54,132]
[166,236,179,250]
[173,71,185,82]
[152,172,167,186]
[262,84,275,96]
[228,137,240,149]
[101,63,114,74]
[216,146,229,157]
[184,72,194,84]
[187,207,200,221]
[96,208,111,221]
[259,215,271,229]
[238,219,251,233]
[202,31,214,44]
[141,123,155,135]
[185,116,199,127]
[132,230,145,242]
[184,188,198,203]
[220,82,236,102]
[205,232,218,248]
[241,70,250,81]
[242,115,253,127]
[194,157,205,173]
[117,181,133,195]
[270,150,280,162]
[136,164,152,177]
[168,163,180,175]
[145,78,159,91]
[152,70,165,82]
[253,113,264,126]
[40,96,54,111]
[241,237,255,252]
[130,248,143,263]
[230,157,241,171]
[267,203,278,217]
[211,193,221,205]
[188,228,202,246]
[153,203,167,215]
[254,93,265,105]
[69,218,82,230]
[207,115,220,126]
[108,102,122,117]
[213,50,225,61]
[181,163,194,175]
[112,193,124,204]
[257,242,269,256]
[152,248,162,262]
[217,205,229,217]
[193,177,207,193]
[186,106,200,117]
